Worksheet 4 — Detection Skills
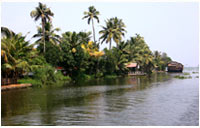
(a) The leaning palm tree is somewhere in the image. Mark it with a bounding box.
[82,6,100,43]
[30,2,54,53]
[99,17,126,50]
[33,22,61,50]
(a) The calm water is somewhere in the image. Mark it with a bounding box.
[1,68,199,126]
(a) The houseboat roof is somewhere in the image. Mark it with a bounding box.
[168,61,183,66]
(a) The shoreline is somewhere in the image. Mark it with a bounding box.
[1,83,32,91]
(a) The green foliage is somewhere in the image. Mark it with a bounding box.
[32,65,71,87]
[18,69,71,87]
[73,72,94,83]
[174,75,192,79]
[99,48,116,75]
[104,75,118,79]
[83,6,100,43]
[1,27,15,38]
[126,34,154,74]
[30,2,54,53]
[2,4,175,88]
[59,31,94,79]
[153,50,172,71]
[99,17,126,49]
[18,78,41,87]
[43,42,62,66]
[98,42,129,76]
[83,6,100,24]
[33,22,61,54]
[1,31,36,79]
[183,72,190,75]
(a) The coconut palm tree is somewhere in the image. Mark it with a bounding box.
[113,41,130,74]
[30,2,54,53]
[126,34,154,74]
[1,33,34,83]
[33,22,61,49]
[82,6,100,44]
[99,17,126,50]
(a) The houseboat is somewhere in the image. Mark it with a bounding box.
[167,61,183,72]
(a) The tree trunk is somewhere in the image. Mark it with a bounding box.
[42,18,46,53]
[92,19,96,44]
[109,40,112,50]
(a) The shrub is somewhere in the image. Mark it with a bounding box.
[31,65,71,87]
[174,75,192,79]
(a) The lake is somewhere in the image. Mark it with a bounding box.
[1,68,199,126]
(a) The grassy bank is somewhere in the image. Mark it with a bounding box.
[18,75,71,87]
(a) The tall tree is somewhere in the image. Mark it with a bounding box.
[30,2,54,53]
[113,41,130,74]
[60,31,91,78]
[82,6,100,44]
[127,34,154,74]
[153,50,162,70]
[33,22,61,51]
[99,17,126,50]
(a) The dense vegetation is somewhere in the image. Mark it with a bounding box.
[1,3,172,87]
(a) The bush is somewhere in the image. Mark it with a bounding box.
[29,65,71,87]
[33,65,56,86]
[54,71,72,85]
[96,72,103,78]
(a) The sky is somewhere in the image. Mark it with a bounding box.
[1,2,199,67]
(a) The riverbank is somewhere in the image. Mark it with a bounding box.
[1,83,32,91]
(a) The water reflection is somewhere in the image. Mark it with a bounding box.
[1,69,199,126]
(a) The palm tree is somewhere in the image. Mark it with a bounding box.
[82,6,100,43]
[1,33,34,83]
[30,2,54,53]
[99,17,126,50]
[113,41,130,74]
[126,34,154,74]
[33,22,61,50]
[1,27,15,38]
